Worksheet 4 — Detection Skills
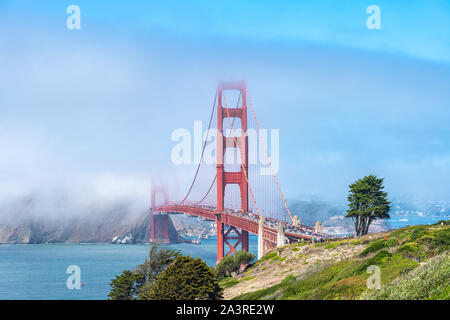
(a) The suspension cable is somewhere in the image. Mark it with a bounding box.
[195,92,241,205]
[246,88,293,223]
[180,91,217,203]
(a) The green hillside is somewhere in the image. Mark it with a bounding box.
[224,220,449,300]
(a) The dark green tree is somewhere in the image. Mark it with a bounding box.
[107,270,143,300]
[215,250,255,279]
[345,175,391,237]
[107,243,179,300]
[134,243,180,297]
[143,255,223,300]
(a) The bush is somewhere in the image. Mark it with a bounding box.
[409,226,427,241]
[107,270,143,300]
[360,239,398,257]
[361,253,450,300]
[220,277,239,289]
[435,220,450,226]
[143,255,223,300]
[107,243,179,300]
[325,241,346,249]
[397,242,420,256]
[215,250,255,279]
[435,228,450,247]
[416,235,437,246]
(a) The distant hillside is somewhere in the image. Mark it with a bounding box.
[223,220,449,300]
[0,208,212,244]
[288,199,392,234]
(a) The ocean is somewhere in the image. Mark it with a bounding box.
[0,236,258,300]
[388,215,448,229]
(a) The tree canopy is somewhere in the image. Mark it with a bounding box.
[107,270,143,300]
[108,243,179,300]
[345,175,390,237]
[215,250,255,279]
[142,255,223,300]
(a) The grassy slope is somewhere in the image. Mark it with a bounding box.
[225,221,449,300]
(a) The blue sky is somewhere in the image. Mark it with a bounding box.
[0,0,449,212]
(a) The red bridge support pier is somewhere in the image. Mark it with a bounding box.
[216,81,249,263]
[150,184,170,243]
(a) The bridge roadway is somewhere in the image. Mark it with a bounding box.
[153,203,338,243]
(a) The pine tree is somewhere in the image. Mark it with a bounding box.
[345,175,391,237]
[107,243,179,300]
[107,270,142,300]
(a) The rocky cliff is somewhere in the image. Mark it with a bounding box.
[0,204,208,244]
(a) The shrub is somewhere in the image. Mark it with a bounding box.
[325,241,345,249]
[143,255,223,300]
[220,277,239,288]
[416,235,437,246]
[366,250,393,266]
[360,239,398,257]
[397,242,420,256]
[107,270,143,300]
[215,250,255,279]
[409,226,428,241]
[361,253,450,300]
[107,243,179,300]
[435,220,450,226]
[435,228,450,247]
[259,251,277,262]
[233,274,296,300]
[295,243,308,247]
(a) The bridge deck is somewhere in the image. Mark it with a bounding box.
[154,204,337,242]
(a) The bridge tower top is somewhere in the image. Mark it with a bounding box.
[216,80,249,214]
[151,183,169,209]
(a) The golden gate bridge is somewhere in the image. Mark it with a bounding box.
[150,81,340,263]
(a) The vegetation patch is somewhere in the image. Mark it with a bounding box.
[325,240,347,249]
[362,253,449,300]
[220,277,239,289]
[233,249,418,300]
[397,242,420,256]
[227,223,449,301]
[259,251,277,263]
[360,238,398,256]
[216,250,255,279]
[295,243,308,247]
[233,275,296,300]
[270,255,283,263]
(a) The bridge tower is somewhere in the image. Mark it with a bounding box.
[150,184,170,244]
[216,81,249,263]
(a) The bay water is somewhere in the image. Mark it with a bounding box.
[0,236,258,300]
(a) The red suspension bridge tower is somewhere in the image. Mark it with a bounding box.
[150,184,170,243]
[149,80,340,263]
[216,81,249,261]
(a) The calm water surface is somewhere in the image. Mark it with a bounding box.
[0,236,258,300]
